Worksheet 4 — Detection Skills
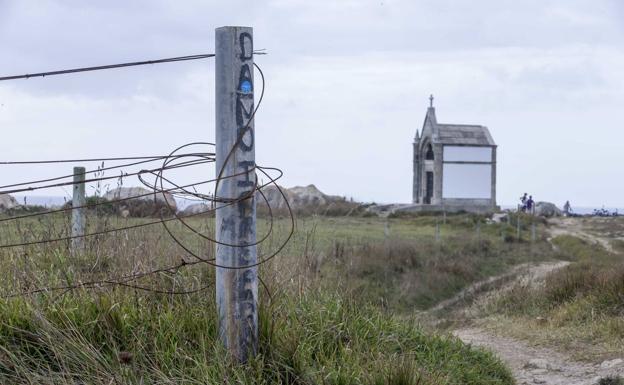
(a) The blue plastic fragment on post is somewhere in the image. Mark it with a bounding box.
[240,80,252,93]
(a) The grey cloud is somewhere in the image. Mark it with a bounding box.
[0,0,622,206]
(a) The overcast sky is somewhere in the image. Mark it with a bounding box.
[0,0,622,207]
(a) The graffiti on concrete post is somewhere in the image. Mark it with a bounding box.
[215,26,258,363]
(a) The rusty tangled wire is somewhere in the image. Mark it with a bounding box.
[0,62,295,298]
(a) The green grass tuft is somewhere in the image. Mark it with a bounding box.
[0,291,513,384]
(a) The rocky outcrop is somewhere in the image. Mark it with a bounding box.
[175,185,358,216]
[489,212,509,224]
[289,185,342,206]
[103,187,177,217]
[179,184,348,216]
[534,202,562,218]
[0,194,18,212]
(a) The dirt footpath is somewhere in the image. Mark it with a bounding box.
[452,217,624,384]
[430,261,570,316]
[548,217,616,253]
[455,328,623,385]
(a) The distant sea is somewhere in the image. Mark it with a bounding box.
[14,195,623,216]
[501,205,622,215]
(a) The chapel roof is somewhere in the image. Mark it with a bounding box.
[436,124,495,146]
[419,95,496,147]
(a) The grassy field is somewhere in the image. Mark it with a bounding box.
[278,214,556,311]
[0,211,555,384]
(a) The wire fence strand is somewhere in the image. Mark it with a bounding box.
[0,60,293,299]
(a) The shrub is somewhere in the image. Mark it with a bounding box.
[493,237,624,317]
[599,375,624,385]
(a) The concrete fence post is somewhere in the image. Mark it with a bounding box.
[435,221,441,242]
[476,221,481,242]
[71,166,86,253]
[215,26,258,363]
[531,222,536,243]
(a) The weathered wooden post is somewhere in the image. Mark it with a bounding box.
[516,216,521,241]
[215,26,258,363]
[71,166,86,253]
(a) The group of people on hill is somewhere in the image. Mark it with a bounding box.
[521,194,577,216]
[518,196,617,217]
[519,193,535,213]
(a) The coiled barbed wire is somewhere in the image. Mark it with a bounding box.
[0,57,294,298]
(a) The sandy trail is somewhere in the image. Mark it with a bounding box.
[455,327,623,385]
[548,217,616,253]
[451,217,624,384]
[431,261,569,316]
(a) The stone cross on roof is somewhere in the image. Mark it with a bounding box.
[429,94,434,108]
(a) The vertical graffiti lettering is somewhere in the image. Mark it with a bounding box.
[239,32,253,61]
[235,29,256,358]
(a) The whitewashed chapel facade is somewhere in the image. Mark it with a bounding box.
[413,96,498,212]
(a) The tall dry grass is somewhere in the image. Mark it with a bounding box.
[0,212,531,384]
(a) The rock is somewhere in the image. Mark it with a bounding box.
[0,194,18,212]
[257,184,347,211]
[288,185,339,207]
[103,187,177,217]
[104,187,177,209]
[525,358,556,370]
[535,316,547,325]
[366,203,409,216]
[179,203,212,217]
[491,213,509,223]
[534,202,562,218]
[600,358,623,369]
[256,185,293,210]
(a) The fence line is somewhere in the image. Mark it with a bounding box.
[0,151,292,294]
[0,62,294,300]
